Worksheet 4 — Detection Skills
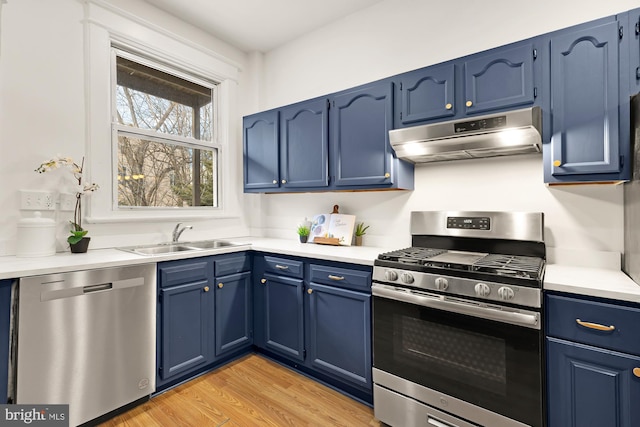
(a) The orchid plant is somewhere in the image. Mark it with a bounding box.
[35,155,99,245]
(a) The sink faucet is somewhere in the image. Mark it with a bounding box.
[172,223,193,242]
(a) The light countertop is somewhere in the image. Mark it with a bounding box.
[2,237,639,304]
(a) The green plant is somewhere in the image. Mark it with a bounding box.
[355,222,370,237]
[297,225,311,237]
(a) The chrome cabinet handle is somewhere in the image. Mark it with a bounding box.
[275,264,289,270]
[260,278,267,284]
[328,275,345,281]
[576,319,615,332]
[272,180,277,184]
[281,179,287,184]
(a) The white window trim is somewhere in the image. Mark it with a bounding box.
[83,0,241,223]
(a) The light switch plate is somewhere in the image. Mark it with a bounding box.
[20,190,55,211]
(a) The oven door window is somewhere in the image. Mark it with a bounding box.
[373,295,542,427]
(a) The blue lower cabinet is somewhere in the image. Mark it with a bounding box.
[306,283,371,391]
[0,280,12,403]
[547,337,640,427]
[214,271,252,357]
[159,280,213,382]
[262,273,305,361]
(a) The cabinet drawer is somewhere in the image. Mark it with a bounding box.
[158,258,213,289]
[263,256,303,279]
[309,264,371,292]
[214,253,250,277]
[546,294,640,355]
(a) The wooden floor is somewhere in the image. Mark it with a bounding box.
[100,354,381,426]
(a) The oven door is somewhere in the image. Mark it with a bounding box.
[372,283,543,427]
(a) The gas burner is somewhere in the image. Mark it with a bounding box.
[473,254,543,279]
[378,247,446,264]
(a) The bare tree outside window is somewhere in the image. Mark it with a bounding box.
[114,54,218,208]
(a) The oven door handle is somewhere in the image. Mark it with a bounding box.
[372,283,540,329]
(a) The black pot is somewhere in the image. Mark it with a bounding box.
[70,237,91,253]
[299,235,308,243]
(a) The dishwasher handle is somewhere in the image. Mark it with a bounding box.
[83,283,113,294]
[41,276,145,301]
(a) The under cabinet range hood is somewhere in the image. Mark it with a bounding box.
[389,106,542,163]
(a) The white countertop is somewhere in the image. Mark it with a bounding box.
[543,264,640,303]
[0,237,393,280]
[2,238,639,304]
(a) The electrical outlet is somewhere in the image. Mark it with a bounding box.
[59,193,76,211]
[20,190,56,211]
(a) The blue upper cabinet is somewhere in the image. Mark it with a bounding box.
[396,63,456,126]
[545,17,631,183]
[279,98,329,189]
[331,80,413,189]
[243,110,279,190]
[628,8,640,95]
[463,42,537,115]
[394,39,542,129]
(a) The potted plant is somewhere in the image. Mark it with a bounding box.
[354,222,369,246]
[297,225,311,243]
[36,155,99,253]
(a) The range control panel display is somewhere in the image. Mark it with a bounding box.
[447,216,491,230]
[454,115,506,133]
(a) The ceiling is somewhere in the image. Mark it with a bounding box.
[143,0,384,53]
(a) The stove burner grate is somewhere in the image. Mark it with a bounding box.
[377,247,447,264]
[473,254,543,279]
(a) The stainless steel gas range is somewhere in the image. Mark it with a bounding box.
[372,211,545,427]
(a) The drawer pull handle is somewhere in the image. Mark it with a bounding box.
[275,264,289,270]
[328,275,345,281]
[633,368,640,378]
[576,319,615,332]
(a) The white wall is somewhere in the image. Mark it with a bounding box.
[257,0,635,264]
[0,0,251,256]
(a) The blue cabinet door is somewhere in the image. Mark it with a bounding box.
[0,280,12,403]
[263,273,305,361]
[214,271,252,357]
[547,337,640,427]
[159,280,212,381]
[280,98,329,188]
[463,43,537,115]
[307,283,371,391]
[243,110,279,190]
[629,8,640,94]
[331,81,395,187]
[548,20,623,178]
[396,63,456,126]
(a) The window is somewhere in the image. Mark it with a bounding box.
[113,51,219,209]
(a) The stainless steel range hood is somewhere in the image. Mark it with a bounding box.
[389,106,542,163]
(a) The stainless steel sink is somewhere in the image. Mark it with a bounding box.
[133,244,197,255]
[118,239,239,256]
[183,240,236,249]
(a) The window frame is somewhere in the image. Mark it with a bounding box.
[84,1,241,224]
[111,48,221,211]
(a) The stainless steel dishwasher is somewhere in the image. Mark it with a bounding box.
[15,264,156,426]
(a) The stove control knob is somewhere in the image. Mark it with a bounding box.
[474,283,491,297]
[435,277,449,291]
[498,286,515,301]
[384,270,398,281]
[400,272,415,284]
